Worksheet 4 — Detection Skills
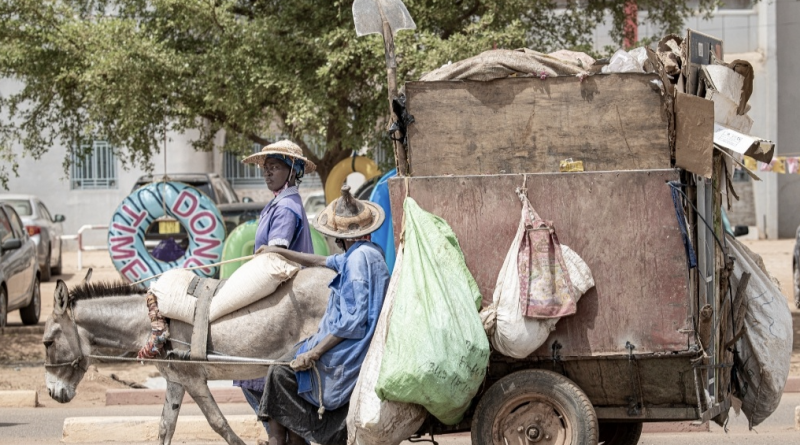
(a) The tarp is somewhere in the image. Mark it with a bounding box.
[368,169,397,273]
[420,48,590,82]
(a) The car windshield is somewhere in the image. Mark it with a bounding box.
[3,199,32,216]
[304,195,327,215]
[135,181,215,202]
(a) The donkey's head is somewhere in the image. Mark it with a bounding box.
[43,279,89,403]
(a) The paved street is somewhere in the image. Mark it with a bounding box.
[1,394,798,444]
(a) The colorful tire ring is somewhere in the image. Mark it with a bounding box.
[108,182,226,283]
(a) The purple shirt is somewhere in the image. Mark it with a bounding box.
[235,186,314,392]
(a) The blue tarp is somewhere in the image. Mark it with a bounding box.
[369,169,397,273]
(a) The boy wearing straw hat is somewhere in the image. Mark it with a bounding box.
[236,140,317,434]
[255,185,389,445]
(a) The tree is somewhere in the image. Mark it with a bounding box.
[0,0,719,188]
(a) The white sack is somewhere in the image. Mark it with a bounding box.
[210,253,299,321]
[727,236,793,428]
[150,253,299,323]
[149,269,198,324]
[347,247,426,445]
[602,47,648,74]
[479,201,595,359]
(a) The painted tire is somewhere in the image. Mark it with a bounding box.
[220,220,258,279]
[219,220,331,279]
[324,156,381,204]
[108,182,226,283]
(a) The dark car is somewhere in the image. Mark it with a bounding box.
[131,173,263,251]
[0,203,41,328]
[0,194,65,281]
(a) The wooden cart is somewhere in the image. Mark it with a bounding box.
[387,72,734,444]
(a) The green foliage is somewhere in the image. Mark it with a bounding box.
[0,0,719,187]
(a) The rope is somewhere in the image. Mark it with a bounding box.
[129,254,256,286]
[84,353,327,418]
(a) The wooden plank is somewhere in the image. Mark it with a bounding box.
[405,74,671,176]
[389,170,690,356]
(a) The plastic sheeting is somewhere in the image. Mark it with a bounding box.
[421,48,589,82]
[727,236,793,428]
[368,169,397,273]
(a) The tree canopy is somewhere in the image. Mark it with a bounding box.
[0,0,719,187]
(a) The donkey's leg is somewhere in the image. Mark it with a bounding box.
[158,380,185,445]
[184,383,247,445]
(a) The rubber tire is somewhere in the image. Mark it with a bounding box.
[51,241,62,276]
[598,421,643,445]
[471,369,598,445]
[41,247,51,282]
[0,286,7,330]
[793,263,800,309]
[20,275,41,325]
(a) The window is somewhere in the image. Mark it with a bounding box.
[71,140,118,190]
[4,199,32,217]
[38,202,53,222]
[0,209,12,243]
[224,144,265,187]
[7,208,26,239]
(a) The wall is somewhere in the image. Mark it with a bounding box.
[775,0,800,238]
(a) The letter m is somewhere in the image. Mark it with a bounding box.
[109,236,136,260]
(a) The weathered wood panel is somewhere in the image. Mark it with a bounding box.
[405,74,671,176]
[389,170,691,356]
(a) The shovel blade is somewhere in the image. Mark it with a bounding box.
[352,0,416,37]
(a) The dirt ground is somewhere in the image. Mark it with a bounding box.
[1,241,798,408]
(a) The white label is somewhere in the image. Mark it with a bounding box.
[698,42,705,59]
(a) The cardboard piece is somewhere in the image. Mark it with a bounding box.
[682,30,724,96]
[706,90,754,134]
[675,93,715,178]
[713,123,775,163]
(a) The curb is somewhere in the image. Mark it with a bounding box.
[785,376,800,393]
[106,387,246,406]
[61,415,267,443]
[1,324,45,335]
[642,421,709,434]
[0,390,38,408]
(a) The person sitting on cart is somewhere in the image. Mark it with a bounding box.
[236,140,316,434]
[255,185,389,445]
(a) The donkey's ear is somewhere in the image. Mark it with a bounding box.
[82,268,93,285]
[54,280,69,315]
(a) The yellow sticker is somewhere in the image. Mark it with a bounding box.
[158,221,181,234]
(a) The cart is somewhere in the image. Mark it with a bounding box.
[386,67,739,444]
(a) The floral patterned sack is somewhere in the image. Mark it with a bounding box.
[517,192,577,318]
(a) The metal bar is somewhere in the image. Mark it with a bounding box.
[206,354,284,365]
[594,406,699,421]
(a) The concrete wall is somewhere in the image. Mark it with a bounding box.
[775,0,800,238]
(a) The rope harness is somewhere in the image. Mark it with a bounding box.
[43,292,327,418]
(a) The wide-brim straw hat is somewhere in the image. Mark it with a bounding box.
[241,140,317,174]
[314,185,385,239]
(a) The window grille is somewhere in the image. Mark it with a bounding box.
[223,145,265,187]
[70,141,117,190]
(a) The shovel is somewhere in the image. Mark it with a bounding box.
[353,0,416,175]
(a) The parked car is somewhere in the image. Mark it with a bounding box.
[0,203,41,327]
[131,173,263,250]
[303,191,327,223]
[0,194,65,281]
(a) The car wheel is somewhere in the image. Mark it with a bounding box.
[41,247,52,282]
[20,275,41,325]
[794,263,800,309]
[51,242,63,276]
[0,286,7,330]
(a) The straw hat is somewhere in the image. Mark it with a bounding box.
[241,140,317,174]
[314,185,385,239]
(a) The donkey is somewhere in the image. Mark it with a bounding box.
[43,267,335,445]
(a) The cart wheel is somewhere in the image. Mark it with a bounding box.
[471,369,598,445]
[598,421,642,445]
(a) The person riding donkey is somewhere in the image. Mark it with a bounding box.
[236,140,317,433]
[255,185,390,445]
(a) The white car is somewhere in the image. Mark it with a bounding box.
[0,194,64,281]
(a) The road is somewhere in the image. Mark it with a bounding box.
[1,394,798,444]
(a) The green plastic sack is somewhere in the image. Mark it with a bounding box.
[375,197,490,425]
